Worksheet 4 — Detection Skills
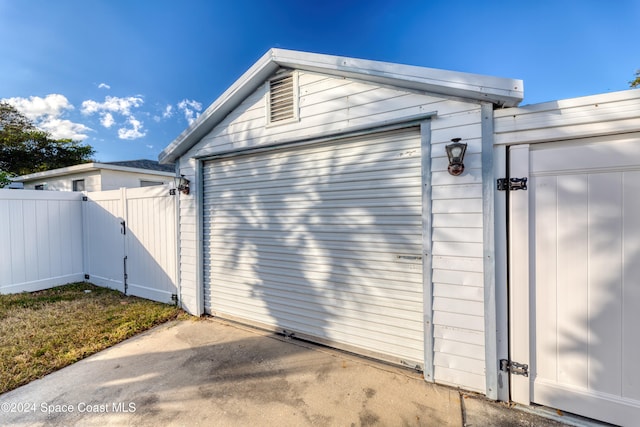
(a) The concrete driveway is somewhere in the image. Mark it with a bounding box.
[0,318,568,426]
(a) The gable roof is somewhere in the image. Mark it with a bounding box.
[104,159,175,173]
[14,160,175,182]
[158,48,524,164]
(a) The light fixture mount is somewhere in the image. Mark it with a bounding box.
[446,138,467,176]
[172,175,190,195]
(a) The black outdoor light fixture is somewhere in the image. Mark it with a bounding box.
[172,175,190,195]
[446,138,467,176]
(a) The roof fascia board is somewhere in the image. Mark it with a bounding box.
[96,164,176,177]
[158,50,280,164]
[271,49,523,107]
[14,163,98,181]
[15,162,174,182]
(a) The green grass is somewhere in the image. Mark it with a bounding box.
[0,283,189,394]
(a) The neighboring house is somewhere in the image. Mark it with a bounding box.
[158,48,640,426]
[14,159,175,191]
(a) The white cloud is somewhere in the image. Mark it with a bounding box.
[39,118,92,141]
[81,96,144,116]
[4,94,73,120]
[177,99,202,125]
[2,94,91,140]
[98,83,111,90]
[100,112,115,128]
[118,116,146,140]
[153,104,173,123]
[162,104,173,119]
[81,95,146,140]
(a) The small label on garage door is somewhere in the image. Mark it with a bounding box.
[395,254,422,262]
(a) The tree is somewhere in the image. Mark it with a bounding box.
[0,170,12,188]
[630,70,640,88]
[0,102,95,177]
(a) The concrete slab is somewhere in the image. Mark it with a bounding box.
[462,394,568,427]
[0,318,463,426]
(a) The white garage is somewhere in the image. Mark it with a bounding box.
[160,49,523,396]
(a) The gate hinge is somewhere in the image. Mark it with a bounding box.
[500,359,529,377]
[497,177,528,191]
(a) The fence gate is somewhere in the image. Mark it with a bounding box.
[508,134,640,426]
[83,186,178,304]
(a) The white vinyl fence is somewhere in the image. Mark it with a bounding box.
[0,187,178,304]
[0,190,84,293]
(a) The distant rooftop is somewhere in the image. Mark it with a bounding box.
[104,159,175,173]
[14,159,176,182]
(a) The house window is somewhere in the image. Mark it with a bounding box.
[267,72,298,125]
[35,184,45,190]
[72,179,85,192]
[140,180,163,187]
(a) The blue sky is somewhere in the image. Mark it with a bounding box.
[1,0,638,163]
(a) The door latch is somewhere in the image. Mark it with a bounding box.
[500,359,529,377]
[497,177,528,191]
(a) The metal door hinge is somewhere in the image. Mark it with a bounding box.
[500,359,529,377]
[497,177,528,191]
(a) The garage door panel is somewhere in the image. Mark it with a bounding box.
[207,254,422,279]
[209,298,424,358]
[212,291,424,339]
[206,177,421,199]
[205,166,419,190]
[203,128,425,366]
[206,239,422,262]
[211,134,421,174]
[213,282,424,317]
[205,268,423,304]
[206,260,421,292]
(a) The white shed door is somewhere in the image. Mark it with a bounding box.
[203,128,425,368]
[509,134,640,426]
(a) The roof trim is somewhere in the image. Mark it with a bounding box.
[14,162,175,182]
[158,48,524,164]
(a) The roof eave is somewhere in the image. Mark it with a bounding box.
[159,49,524,164]
[14,162,175,182]
[159,50,281,164]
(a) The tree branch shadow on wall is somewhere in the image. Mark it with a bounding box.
[529,167,640,424]
[204,127,425,368]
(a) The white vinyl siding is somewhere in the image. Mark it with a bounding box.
[178,70,486,393]
[203,129,424,366]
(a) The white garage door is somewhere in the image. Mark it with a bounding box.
[509,134,640,426]
[203,128,425,367]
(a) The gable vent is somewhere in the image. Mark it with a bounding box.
[269,73,296,123]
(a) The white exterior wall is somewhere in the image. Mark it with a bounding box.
[177,70,488,393]
[22,171,101,191]
[22,170,172,192]
[99,170,172,190]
